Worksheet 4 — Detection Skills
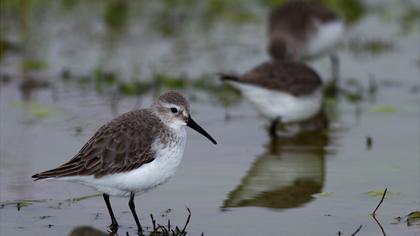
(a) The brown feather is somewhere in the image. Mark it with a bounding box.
[268,0,339,60]
[269,0,338,39]
[32,109,168,180]
[224,61,322,96]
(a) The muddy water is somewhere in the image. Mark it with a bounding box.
[1,0,419,235]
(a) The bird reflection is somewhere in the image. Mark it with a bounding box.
[19,75,51,101]
[222,130,330,210]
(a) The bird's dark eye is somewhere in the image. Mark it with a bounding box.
[170,107,178,113]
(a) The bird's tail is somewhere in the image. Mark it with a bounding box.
[32,172,49,181]
[32,161,81,181]
[218,73,240,82]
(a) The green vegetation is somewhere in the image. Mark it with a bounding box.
[394,211,420,227]
[320,0,365,24]
[0,38,20,60]
[22,58,47,71]
[65,193,102,204]
[104,0,128,32]
[119,80,152,95]
[347,38,394,56]
[400,7,420,33]
[406,211,420,226]
[366,188,400,198]
[94,68,117,91]
[0,199,46,211]
[370,105,397,113]
[59,68,243,107]
[14,101,57,119]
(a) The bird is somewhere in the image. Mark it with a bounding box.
[220,61,325,136]
[267,0,344,80]
[32,91,217,232]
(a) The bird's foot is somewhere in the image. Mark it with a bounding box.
[108,223,119,233]
[136,227,144,236]
[269,117,282,138]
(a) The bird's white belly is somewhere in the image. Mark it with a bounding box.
[304,20,344,58]
[231,82,323,123]
[61,129,187,197]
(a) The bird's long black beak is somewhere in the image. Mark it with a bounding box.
[186,117,217,145]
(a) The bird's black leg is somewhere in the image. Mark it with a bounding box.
[269,117,280,138]
[330,53,340,83]
[129,192,143,233]
[103,193,119,231]
[269,135,279,154]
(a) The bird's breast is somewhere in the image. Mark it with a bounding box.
[150,127,187,178]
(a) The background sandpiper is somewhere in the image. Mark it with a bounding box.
[268,0,344,80]
[221,61,325,136]
[32,91,217,232]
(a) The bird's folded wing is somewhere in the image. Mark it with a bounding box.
[32,111,158,179]
[237,62,322,96]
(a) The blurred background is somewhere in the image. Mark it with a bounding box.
[0,0,419,235]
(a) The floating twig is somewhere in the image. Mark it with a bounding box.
[350,225,363,236]
[372,214,386,236]
[179,208,192,236]
[372,188,387,215]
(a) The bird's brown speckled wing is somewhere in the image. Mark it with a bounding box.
[32,109,164,179]
[222,61,322,96]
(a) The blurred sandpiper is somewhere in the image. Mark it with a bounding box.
[221,61,324,136]
[32,91,217,232]
[268,0,344,79]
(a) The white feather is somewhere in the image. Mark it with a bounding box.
[229,82,323,123]
[304,20,344,57]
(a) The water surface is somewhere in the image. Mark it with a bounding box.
[1,0,419,235]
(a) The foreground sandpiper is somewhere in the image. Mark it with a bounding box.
[32,91,217,232]
[268,0,344,79]
[221,61,324,136]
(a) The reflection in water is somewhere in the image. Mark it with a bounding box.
[68,226,108,236]
[68,207,193,236]
[19,75,51,101]
[298,109,329,132]
[223,131,330,210]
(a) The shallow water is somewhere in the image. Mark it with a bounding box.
[1,0,419,235]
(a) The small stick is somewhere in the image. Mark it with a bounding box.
[167,218,171,232]
[372,188,387,215]
[372,214,386,236]
[150,213,157,231]
[180,208,192,236]
[350,225,363,236]
[157,224,168,234]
